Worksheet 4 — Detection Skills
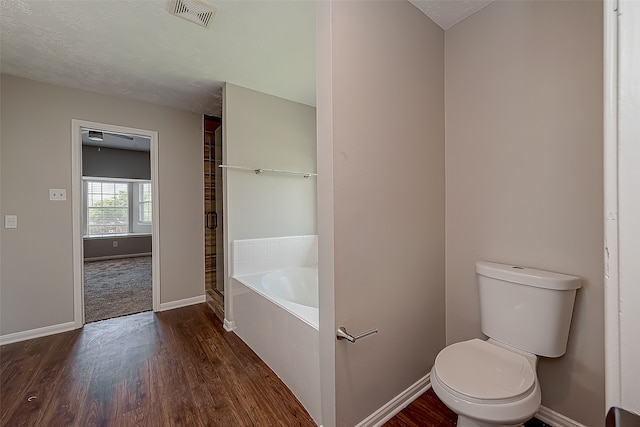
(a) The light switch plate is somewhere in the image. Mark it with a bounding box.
[4,215,17,229]
[50,189,67,201]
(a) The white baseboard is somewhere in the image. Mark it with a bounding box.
[84,253,152,262]
[158,295,205,312]
[347,374,585,427]
[0,321,77,346]
[1,294,205,345]
[355,373,431,427]
[223,318,236,331]
[536,406,588,427]
[348,375,584,427]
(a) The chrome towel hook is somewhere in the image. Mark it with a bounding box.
[336,326,378,343]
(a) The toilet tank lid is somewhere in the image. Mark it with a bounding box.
[476,261,582,291]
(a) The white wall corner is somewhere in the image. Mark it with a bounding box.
[535,406,589,427]
[158,295,205,312]
[0,321,78,346]
[355,374,431,427]
[223,318,236,331]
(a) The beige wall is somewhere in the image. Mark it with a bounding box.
[318,1,446,425]
[82,145,150,180]
[223,83,317,242]
[445,2,604,425]
[0,75,204,335]
[83,236,152,260]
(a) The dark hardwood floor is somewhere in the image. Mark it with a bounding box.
[0,304,315,427]
[384,388,457,427]
[1,303,552,427]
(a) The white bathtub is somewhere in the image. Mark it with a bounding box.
[236,267,318,329]
[231,266,320,424]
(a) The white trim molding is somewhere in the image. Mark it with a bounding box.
[158,295,205,312]
[0,321,76,346]
[618,3,640,411]
[71,119,160,329]
[355,373,431,427]
[535,405,588,427]
[603,0,621,412]
[605,0,640,415]
[223,319,236,332]
[150,131,161,313]
[71,120,84,328]
[346,372,586,427]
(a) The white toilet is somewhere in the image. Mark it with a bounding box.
[431,261,581,427]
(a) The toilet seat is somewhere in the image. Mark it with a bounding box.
[434,339,536,403]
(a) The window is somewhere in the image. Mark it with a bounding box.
[86,181,129,235]
[138,182,152,223]
[84,179,152,236]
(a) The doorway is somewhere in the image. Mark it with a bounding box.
[82,129,152,322]
[71,120,160,327]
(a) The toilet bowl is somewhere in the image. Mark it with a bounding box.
[430,261,581,427]
[430,339,541,427]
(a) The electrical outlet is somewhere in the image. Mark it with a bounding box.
[4,215,17,229]
[49,189,67,201]
[113,241,118,248]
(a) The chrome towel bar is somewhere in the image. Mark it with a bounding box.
[336,326,378,343]
[219,164,317,178]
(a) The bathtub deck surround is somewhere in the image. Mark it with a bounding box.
[229,235,320,424]
[230,235,319,327]
[231,235,318,276]
[234,267,319,328]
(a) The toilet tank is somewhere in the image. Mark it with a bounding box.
[476,261,581,358]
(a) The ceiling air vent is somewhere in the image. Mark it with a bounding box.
[168,0,217,29]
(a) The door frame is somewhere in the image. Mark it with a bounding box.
[71,119,160,327]
[604,0,640,414]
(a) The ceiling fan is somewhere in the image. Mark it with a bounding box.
[86,130,134,141]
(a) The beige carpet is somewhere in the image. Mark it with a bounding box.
[84,256,152,323]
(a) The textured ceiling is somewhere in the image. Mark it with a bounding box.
[409,0,493,30]
[0,0,316,117]
[1,0,492,117]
